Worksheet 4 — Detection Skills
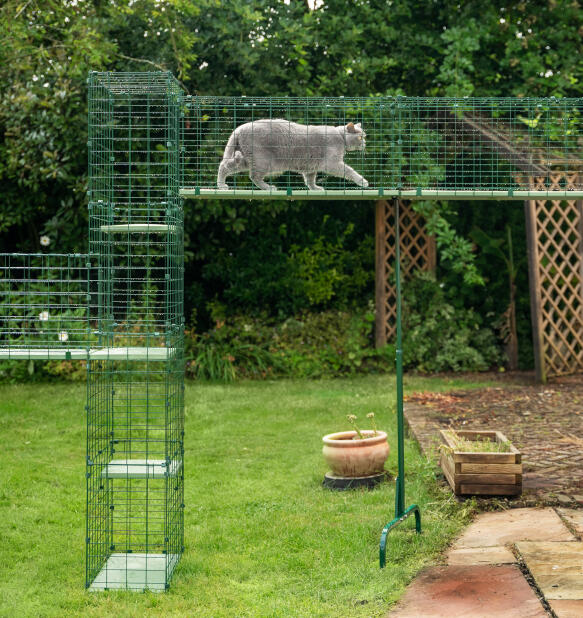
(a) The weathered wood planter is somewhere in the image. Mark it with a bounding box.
[439,430,522,496]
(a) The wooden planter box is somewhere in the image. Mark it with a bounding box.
[439,430,522,496]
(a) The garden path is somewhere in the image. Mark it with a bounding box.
[392,373,583,616]
[389,507,583,617]
[404,372,583,506]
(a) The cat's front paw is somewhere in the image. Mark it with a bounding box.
[360,178,369,188]
[308,185,325,191]
[217,183,229,190]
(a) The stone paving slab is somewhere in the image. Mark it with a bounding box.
[451,507,575,549]
[515,541,583,600]
[547,599,583,618]
[388,564,546,617]
[558,507,583,537]
[446,545,515,565]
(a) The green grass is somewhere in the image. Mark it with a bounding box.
[0,374,494,617]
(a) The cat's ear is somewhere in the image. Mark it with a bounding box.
[355,123,362,129]
[346,122,356,133]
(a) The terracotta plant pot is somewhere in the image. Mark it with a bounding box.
[322,430,389,477]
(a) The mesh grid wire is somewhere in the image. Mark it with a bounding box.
[86,71,184,591]
[0,253,93,358]
[3,70,583,592]
[180,96,583,200]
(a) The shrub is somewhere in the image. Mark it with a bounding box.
[402,271,503,372]
[0,359,86,383]
[185,304,395,381]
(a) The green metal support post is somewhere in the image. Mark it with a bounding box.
[379,199,421,568]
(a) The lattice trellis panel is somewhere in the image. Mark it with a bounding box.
[375,199,436,346]
[526,174,583,380]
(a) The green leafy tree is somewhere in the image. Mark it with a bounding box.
[0,0,114,249]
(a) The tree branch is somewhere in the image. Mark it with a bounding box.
[15,0,33,20]
[117,53,169,72]
[117,53,189,92]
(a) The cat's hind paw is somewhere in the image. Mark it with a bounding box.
[360,178,369,188]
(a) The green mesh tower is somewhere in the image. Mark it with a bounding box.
[85,72,184,591]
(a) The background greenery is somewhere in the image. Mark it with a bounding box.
[2,0,583,375]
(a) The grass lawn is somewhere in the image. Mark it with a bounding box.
[0,374,494,617]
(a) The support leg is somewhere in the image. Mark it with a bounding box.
[379,504,422,568]
[378,199,421,568]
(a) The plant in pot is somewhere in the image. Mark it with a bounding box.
[322,413,390,489]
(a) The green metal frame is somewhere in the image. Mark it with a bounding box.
[180,95,583,198]
[178,94,583,569]
[0,253,93,358]
[378,199,421,568]
[86,71,185,591]
[4,73,583,587]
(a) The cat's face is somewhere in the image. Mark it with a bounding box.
[345,122,366,152]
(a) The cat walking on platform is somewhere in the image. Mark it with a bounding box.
[217,119,368,191]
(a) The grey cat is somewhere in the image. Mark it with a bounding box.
[217,119,368,190]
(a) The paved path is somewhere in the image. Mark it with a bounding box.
[389,508,583,617]
[393,377,583,616]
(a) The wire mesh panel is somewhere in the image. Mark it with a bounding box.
[88,203,183,353]
[180,96,583,200]
[86,358,184,591]
[0,253,93,359]
[87,71,184,591]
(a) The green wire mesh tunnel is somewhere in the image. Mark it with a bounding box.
[180,95,583,200]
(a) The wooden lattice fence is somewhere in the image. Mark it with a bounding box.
[525,173,583,381]
[375,200,436,346]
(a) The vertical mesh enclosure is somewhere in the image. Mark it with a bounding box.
[86,72,184,591]
[0,253,92,358]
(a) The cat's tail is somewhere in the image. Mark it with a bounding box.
[222,129,242,163]
[217,129,246,189]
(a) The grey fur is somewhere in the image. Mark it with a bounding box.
[217,119,368,190]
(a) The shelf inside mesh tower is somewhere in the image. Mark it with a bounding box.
[101,458,182,479]
[89,553,180,592]
[0,347,176,360]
